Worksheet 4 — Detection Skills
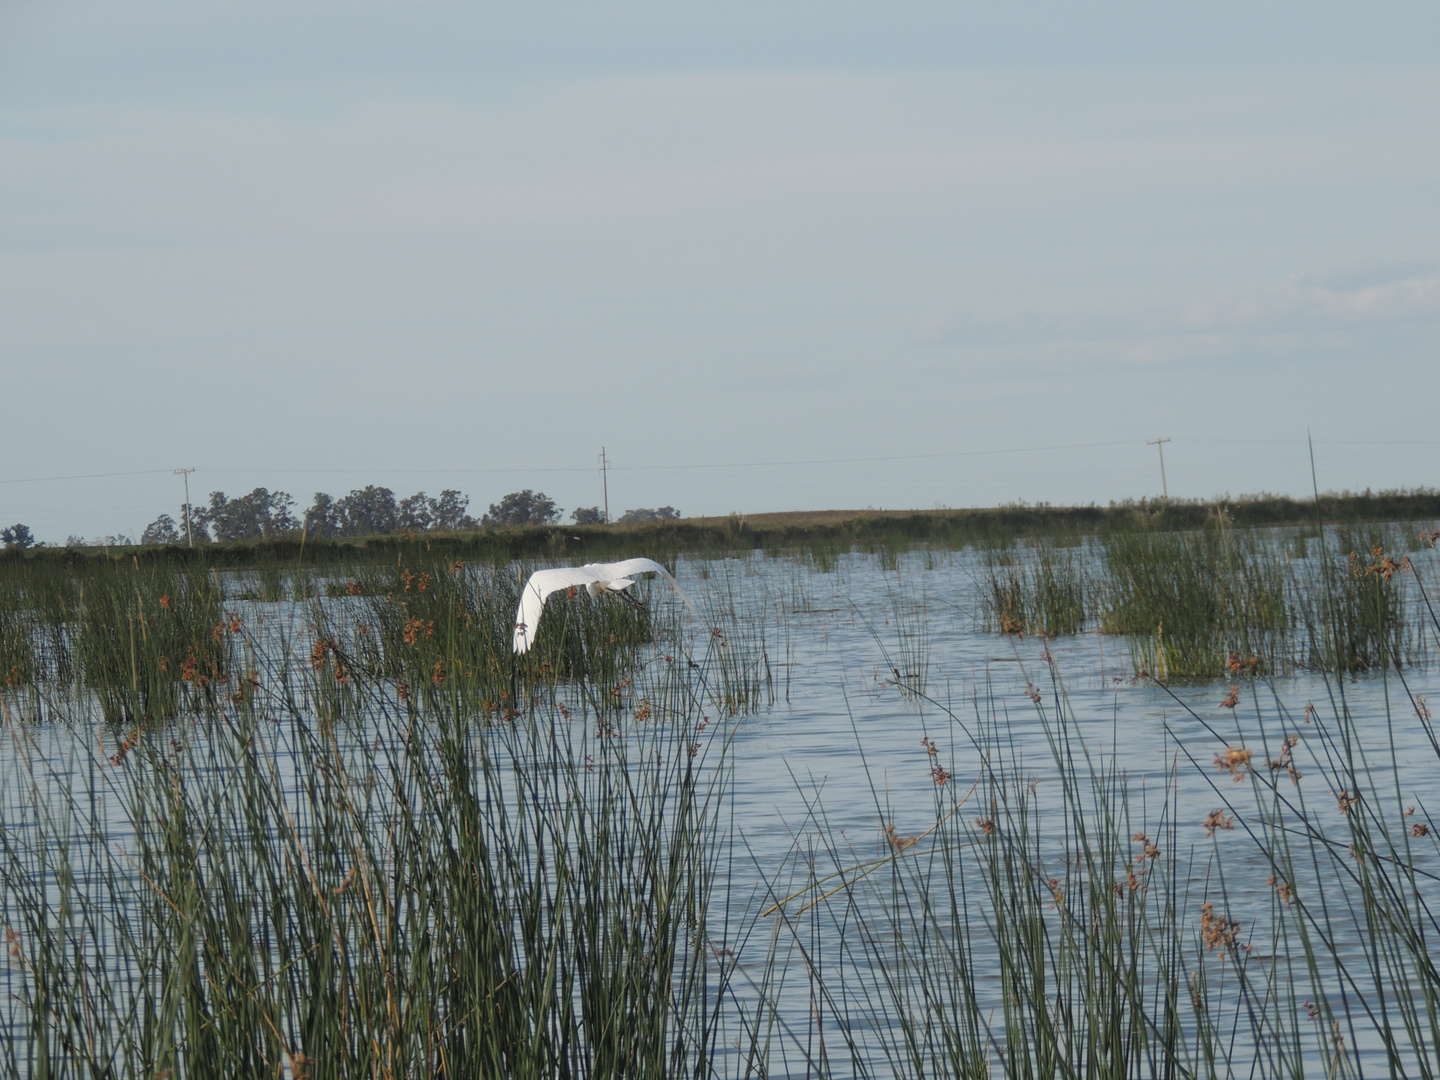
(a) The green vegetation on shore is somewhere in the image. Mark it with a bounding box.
[6,488,1438,570]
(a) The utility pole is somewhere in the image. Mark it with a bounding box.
[174,467,196,546]
[1146,439,1171,500]
[599,447,610,524]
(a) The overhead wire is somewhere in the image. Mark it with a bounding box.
[3,436,1437,488]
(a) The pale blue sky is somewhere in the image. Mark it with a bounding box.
[2,2,1438,541]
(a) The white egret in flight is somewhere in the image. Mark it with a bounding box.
[512,558,697,654]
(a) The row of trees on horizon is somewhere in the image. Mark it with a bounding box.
[132,487,681,545]
[0,489,682,549]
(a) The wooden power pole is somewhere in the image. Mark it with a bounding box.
[1146,439,1171,500]
[174,467,196,546]
[600,448,610,524]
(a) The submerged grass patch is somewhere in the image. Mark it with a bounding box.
[980,521,1426,680]
[981,540,1090,637]
[1102,526,1289,679]
[1294,524,1414,673]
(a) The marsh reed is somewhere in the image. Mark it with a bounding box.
[0,638,724,1077]
[1,530,1438,1076]
[981,540,1090,637]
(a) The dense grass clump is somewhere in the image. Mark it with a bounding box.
[0,648,725,1078]
[0,556,234,722]
[72,559,233,724]
[982,541,1090,636]
[1102,527,1288,678]
[327,557,660,717]
[1294,525,1413,673]
[0,597,34,691]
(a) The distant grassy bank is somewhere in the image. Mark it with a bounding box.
[6,488,1438,568]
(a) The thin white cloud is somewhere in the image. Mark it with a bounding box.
[917,262,1440,361]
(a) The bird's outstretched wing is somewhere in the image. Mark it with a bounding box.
[513,566,603,653]
[584,558,698,618]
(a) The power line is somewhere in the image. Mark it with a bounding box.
[5,437,1440,489]
[611,439,1144,472]
[0,468,177,486]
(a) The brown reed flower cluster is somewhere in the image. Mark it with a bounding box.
[687,715,709,758]
[158,594,173,610]
[1226,653,1260,676]
[1199,901,1243,957]
[1266,733,1302,785]
[229,667,261,705]
[1133,832,1160,862]
[1416,695,1431,723]
[885,823,918,851]
[1350,546,1410,581]
[1333,789,1360,816]
[344,580,363,596]
[177,650,224,687]
[1188,972,1205,1012]
[920,737,951,784]
[1214,746,1251,781]
[1046,877,1064,909]
[1114,867,1147,896]
[402,617,434,646]
[108,728,141,766]
[398,568,434,592]
[1202,809,1234,837]
[1219,686,1241,709]
[1421,528,1440,548]
[310,637,350,683]
[973,816,995,836]
[209,614,243,642]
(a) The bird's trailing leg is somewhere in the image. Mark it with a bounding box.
[608,587,646,612]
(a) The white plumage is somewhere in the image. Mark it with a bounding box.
[512,558,696,654]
